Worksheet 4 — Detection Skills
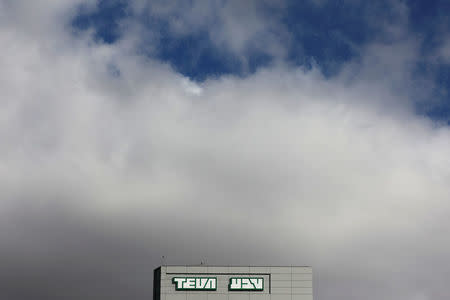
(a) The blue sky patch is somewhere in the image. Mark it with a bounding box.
[71,0,129,44]
[69,0,450,121]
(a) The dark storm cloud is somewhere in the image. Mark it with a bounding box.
[1,1,450,300]
[0,199,153,300]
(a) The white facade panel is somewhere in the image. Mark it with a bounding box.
[250,295,271,300]
[206,266,231,273]
[291,281,313,288]
[249,266,271,273]
[292,274,313,281]
[292,295,313,300]
[270,267,292,274]
[155,265,313,300]
[166,266,187,273]
[292,267,312,274]
[208,295,228,300]
[187,294,207,300]
[271,273,292,281]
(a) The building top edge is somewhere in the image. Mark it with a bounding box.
[156,265,312,267]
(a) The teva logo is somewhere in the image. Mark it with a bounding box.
[229,277,264,291]
[172,277,217,290]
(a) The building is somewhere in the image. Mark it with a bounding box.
[153,265,313,300]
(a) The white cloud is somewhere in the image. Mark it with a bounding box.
[129,0,287,64]
[1,1,450,300]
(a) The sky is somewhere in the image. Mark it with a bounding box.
[1,0,450,299]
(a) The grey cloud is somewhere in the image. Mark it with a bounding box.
[129,0,288,64]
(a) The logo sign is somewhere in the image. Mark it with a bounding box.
[229,277,264,291]
[172,277,217,291]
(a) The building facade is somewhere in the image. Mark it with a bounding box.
[154,265,313,300]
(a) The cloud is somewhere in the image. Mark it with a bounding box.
[1,1,450,300]
[123,0,288,77]
[136,0,286,55]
